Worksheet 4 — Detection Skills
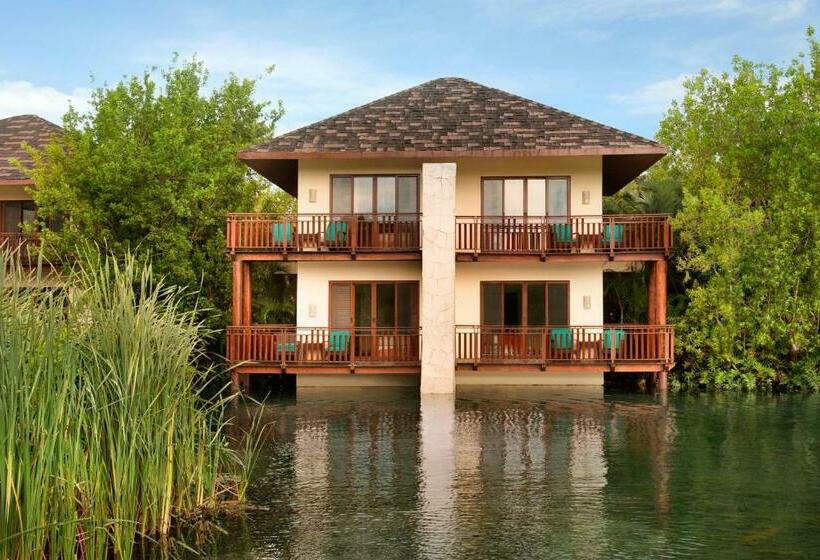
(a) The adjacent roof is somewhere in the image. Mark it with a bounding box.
[0,114,63,185]
[239,77,666,195]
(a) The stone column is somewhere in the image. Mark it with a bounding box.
[420,163,457,394]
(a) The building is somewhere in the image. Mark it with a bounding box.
[0,114,62,255]
[226,78,674,393]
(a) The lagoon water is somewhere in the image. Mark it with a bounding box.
[200,388,820,559]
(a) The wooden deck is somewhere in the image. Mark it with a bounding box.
[455,214,671,260]
[455,325,675,372]
[226,213,421,259]
[227,325,421,374]
[226,324,674,375]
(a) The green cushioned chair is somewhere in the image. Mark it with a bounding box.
[602,224,624,244]
[550,328,573,350]
[324,221,348,243]
[550,223,573,243]
[272,223,293,244]
[276,342,297,353]
[326,330,351,353]
[602,328,626,349]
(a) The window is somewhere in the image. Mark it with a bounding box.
[330,281,419,329]
[481,281,570,327]
[481,177,570,218]
[331,175,419,216]
[1,201,36,233]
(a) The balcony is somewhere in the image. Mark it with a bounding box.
[455,325,675,372]
[0,233,40,265]
[226,326,422,374]
[455,215,671,261]
[226,213,421,260]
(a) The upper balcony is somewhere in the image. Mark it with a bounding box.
[226,213,421,261]
[455,214,671,262]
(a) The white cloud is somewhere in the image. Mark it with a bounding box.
[476,0,808,25]
[135,33,417,133]
[0,81,91,124]
[610,74,690,115]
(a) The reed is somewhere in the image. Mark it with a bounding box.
[0,249,254,559]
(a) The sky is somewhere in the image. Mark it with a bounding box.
[0,0,815,139]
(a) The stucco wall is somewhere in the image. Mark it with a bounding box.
[295,156,603,216]
[294,261,421,327]
[454,262,604,326]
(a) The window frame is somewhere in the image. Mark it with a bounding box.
[329,174,420,217]
[480,176,571,218]
[480,280,571,327]
[329,280,420,329]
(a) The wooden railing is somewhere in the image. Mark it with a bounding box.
[455,325,674,366]
[455,215,671,256]
[226,213,421,253]
[226,325,421,365]
[0,233,40,263]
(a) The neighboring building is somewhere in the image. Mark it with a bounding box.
[0,114,62,253]
[226,78,674,393]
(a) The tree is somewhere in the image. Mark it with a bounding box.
[659,29,820,389]
[26,57,283,334]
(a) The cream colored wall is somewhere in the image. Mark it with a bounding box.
[0,185,33,201]
[296,156,603,216]
[454,262,604,326]
[295,261,421,327]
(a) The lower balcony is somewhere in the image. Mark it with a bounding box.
[0,233,40,265]
[226,326,422,374]
[455,325,675,373]
[226,213,421,260]
[227,324,674,376]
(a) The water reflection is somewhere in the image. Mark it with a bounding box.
[201,389,820,559]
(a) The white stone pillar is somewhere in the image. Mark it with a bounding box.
[420,162,456,394]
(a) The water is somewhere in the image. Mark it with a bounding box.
[198,388,820,559]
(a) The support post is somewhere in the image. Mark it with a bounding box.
[647,261,657,325]
[241,261,252,326]
[420,162,457,394]
[231,257,243,395]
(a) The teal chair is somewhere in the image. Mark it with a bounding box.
[550,328,573,351]
[272,223,293,244]
[276,342,297,353]
[324,221,348,244]
[326,330,351,353]
[602,328,626,349]
[602,224,624,244]
[550,223,573,243]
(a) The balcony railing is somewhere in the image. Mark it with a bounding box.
[0,233,40,262]
[226,213,421,253]
[455,215,671,257]
[226,325,421,366]
[455,325,674,366]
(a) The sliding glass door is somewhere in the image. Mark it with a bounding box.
[480,281,569,358]
[330,281,419,360]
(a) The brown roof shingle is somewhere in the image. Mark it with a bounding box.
[0,114,63,183]
[241,77,664,157]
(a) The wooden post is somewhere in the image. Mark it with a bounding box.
[655,259,667,326]
[231,257,243,395]
[647,261,657,325]
[241,261,252,326]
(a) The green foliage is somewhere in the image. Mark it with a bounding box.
[25,57,283,333]
[661,29,820,390]
[0,248,260,559]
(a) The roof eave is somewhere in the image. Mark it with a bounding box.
[237,145,667,161]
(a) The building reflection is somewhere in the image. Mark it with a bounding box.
[268,386,675,558]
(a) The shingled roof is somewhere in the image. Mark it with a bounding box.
[239,77,666,195]
[0,114,63,185]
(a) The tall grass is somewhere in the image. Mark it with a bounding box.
[0,249,253,559]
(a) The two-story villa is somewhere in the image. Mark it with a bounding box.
[0,114,61,254]
[226,78,674,394]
